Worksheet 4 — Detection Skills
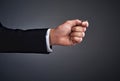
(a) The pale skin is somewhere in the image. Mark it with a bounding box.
[50,19,89,46]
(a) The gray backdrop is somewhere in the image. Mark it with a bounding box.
[0,0,120,81]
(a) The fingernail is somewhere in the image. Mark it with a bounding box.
[83,20,89,27]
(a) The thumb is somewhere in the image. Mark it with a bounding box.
[66,19,82,27]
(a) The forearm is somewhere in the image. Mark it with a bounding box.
[0,23,49,53]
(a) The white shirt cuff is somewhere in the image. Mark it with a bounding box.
[46,29,53,52]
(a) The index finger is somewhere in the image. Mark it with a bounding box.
[81,21,89,27]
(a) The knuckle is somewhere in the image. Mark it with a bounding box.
[71,36,83,44]
[66,20,71,23]
[78,38,82,43]
[80,32,85,37]
[76,38,82,43]
[82,32,85,37]
[79,38,83,43]
[83,28,86,31]
[74,37,82,43]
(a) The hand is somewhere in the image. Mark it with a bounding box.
[50,19,89,46]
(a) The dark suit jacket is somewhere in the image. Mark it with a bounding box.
[0,22,50,54]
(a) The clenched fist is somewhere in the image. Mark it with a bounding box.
[50,19,89,46]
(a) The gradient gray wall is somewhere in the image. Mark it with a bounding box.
[0,0,120,81]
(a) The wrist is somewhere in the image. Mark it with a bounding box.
[50,28,56,45]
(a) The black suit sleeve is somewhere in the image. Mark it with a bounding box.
[0,22,50,54]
